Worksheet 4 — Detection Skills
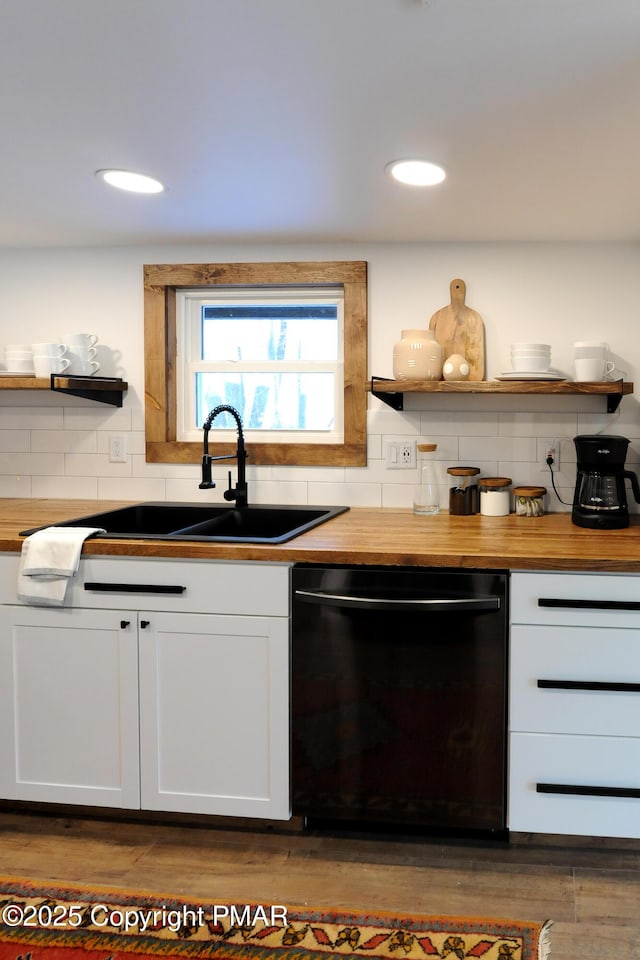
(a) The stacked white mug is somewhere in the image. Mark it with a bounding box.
[574,341,614,381]
[5,344,34,374]
[61,333,101,376]
[32,342,70,378]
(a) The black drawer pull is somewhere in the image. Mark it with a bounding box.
[537,782,640,799]
[538,597,640,611]
[537,679,640,693]
[84,582,186,595]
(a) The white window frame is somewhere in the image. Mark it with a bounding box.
[176,287,345,445]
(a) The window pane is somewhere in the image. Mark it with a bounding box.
[196,372,335,431]
[201,305,338,362]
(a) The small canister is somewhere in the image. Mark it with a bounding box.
[447,466,480,515]
[513,485,547,517]
[479,477,512,516]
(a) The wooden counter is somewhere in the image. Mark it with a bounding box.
[3,498,640,571]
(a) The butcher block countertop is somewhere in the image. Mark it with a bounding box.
[3,498,640,572]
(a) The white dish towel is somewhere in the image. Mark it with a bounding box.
[17,526,105,606]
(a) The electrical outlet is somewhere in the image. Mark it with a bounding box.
[385,438,416,469]
[541,438,560,472]
[109,434,127,463]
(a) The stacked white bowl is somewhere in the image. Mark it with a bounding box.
[510,342,551,374]
[5,344,34,374]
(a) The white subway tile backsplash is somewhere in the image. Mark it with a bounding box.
[382,484,414,508]
[252,480,309,504]
[308,481,381,507]
[64,453,132,477]
[0,475,32,497]
[31,430,98,454]
[32,476,99,500]
[460,435,537,463]
[271,465,345,483]
[0,407,64,430]
[97,477,167,500]
[63,406,132,431]
[0,397,591,512]
[0,430,30,452]
[0,451,65,475]
[498,411,577,437]
[419,411,498,437]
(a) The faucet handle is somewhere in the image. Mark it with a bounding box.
[223,470,236,501]
[198,454,216,490]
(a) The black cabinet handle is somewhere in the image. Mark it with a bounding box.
[538,597,640,611]
[537,679,640,693]
[120,620,131,629]
[537,782,640,799]
[140,620,150,629]
[84,582,186,595]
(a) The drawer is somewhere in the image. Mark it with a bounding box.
[510,624,640,736]
[0,554,291,616]
[509,732,640,838]
[511,571,640,629]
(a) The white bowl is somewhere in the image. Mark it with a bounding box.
[511,342,551,351]
[511,347,551,356]
[511,360,551,373]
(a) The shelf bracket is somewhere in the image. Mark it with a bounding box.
[606,382,624,414]
[50,374,128,407]
[370,376,404,410]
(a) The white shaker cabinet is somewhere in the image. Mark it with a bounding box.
[0,555,291,820]
[138,609,289,818]
[509,570,640,839]
[0,605,140,808]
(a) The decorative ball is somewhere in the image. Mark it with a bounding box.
[442,354,470,381]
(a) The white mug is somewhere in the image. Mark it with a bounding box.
[574,358,615,381]
[32,342,66,358]
[61,333,98,349]
[33,355,71,378]
[67,358,100,376]
[68,346,97,362]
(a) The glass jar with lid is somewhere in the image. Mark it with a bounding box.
[447,466,480,515]
[414,443,440,515]
[479,477,512,516]
[513,485,547,517]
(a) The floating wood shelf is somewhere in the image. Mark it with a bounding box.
[370,377,633,414]
[0,375,128,407]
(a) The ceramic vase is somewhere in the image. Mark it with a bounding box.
[393,329,443,381]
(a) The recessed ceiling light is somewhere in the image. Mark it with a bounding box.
[386,159,446,186]
[96,169,165,194]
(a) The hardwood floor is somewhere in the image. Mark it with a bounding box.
[1,809,640,958]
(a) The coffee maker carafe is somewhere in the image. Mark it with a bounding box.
[573,435,640,529]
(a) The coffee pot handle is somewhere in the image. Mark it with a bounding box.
[624,470,640,504]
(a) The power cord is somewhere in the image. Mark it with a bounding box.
[546,454,571,505]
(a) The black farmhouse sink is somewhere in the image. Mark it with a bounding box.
[20,502,349,544]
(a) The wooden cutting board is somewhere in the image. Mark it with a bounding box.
[429,278,485,380]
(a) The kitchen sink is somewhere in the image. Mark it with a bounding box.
[19,502,350,544]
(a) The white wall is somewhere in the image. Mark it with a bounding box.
[1,241,639,511]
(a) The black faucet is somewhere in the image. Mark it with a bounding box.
[198,404,248,508]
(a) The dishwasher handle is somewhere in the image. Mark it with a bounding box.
[294,589,501,613]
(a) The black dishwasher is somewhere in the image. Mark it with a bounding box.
[291,564,508,838]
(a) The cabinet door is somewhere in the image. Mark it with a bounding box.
[138,611,290,819]
[0,606,140,807]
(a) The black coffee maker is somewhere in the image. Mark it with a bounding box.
[573,435,640,529]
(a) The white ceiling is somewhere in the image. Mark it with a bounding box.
[2,0,640,248]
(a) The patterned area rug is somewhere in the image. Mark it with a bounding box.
[0,878,551,960]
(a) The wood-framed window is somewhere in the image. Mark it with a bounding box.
[144,260,367,466]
